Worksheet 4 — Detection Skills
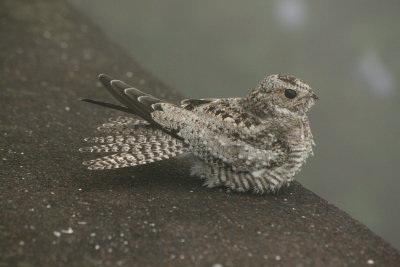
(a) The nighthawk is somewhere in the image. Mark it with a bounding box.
[80,74,318,193]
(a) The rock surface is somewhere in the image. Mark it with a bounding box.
[1,0,399,266]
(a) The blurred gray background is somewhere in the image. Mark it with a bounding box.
[68,0,400,249]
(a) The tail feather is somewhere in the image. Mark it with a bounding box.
[94,74,181,140]
[96,116,152,135]
[100,75,154,122]
[80,126,190,169]
[98,123,154,135]
[82,142,189,170]
[80,75,187,170]
[80,143,135,153]
[80,99,133,114]
[80,137,187,153]
[83,135,148,144]
[82,153,168,170]
[107,116,147,124]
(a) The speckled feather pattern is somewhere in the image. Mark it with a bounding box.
[80,74,317,193]
[80,117,190,169]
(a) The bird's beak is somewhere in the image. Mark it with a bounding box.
[311,93,319,100]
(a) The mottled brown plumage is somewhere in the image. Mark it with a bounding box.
[80,74,318,193]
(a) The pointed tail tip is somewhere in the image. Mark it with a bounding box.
[78,98,92,102]
[98,73,113,84]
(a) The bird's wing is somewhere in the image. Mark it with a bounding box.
[98,74,156,122]
[152,102,286,171]
[81,74,182,140]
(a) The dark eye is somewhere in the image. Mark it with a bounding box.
[284,89,297,99]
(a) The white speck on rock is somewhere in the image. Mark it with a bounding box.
[61,227,74,234]
[212,264,223,267]
[53,231,61,237]
[367,259,374,265]
[126,71,133,78]
[275,255,281,261]
[64,106,70,111]
[95,244,100,250]
[19,241,25,246]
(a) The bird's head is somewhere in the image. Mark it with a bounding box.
[246,74,318,116]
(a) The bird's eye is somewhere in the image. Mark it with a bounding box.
[284,89,297,99]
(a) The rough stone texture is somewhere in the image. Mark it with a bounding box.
[1,0,399,266]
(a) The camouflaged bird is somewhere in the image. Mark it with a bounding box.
[80,74,318,193]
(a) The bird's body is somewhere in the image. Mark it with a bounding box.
[80,74,317,193]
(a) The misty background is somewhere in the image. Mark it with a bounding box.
[68,0,400,248]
